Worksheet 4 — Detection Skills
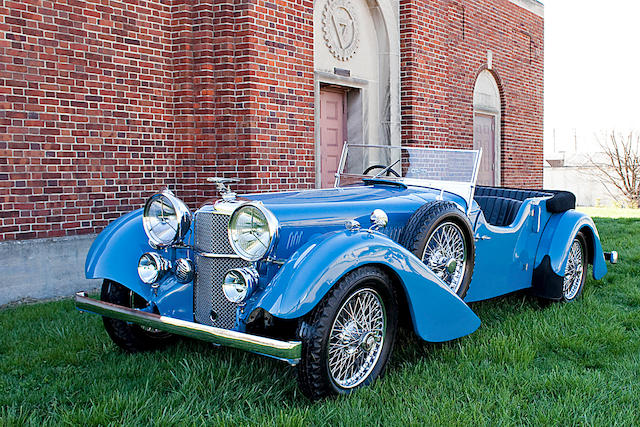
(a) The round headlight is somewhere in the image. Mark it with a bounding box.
[138,252,170,284]
[143,190,191,247]
[228,203,278,261]
[222,267,259,303]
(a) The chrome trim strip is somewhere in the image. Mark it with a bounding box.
[75,292,301,364]
[197,252,241,259]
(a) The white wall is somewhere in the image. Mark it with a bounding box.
[544,165,625,207]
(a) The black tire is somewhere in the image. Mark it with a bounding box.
[561,232,588,302]
[400,201,475,298]
[296,266,398,400]
[101,280,175,353]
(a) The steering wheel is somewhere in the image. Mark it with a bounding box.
[363,164,401,177]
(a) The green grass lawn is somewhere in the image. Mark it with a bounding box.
[2,216,639,425]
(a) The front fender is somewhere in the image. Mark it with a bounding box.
[85,209,154,302]
[248,230,480,343]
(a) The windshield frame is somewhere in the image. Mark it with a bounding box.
[335,143,483,212]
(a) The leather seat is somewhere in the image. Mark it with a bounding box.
[475,185,576,214]
[475,186,550,201]
[474,195,522,227]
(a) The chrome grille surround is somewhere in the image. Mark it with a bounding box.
[193,206,250,329]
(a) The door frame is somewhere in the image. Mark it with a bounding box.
[314,71,369,188]
[473,109,501,186]
[318,87,347,188]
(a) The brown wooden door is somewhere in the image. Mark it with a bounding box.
[474,113,496,186]
[319,89,346,188]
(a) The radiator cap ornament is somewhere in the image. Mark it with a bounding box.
[207,177,240,201]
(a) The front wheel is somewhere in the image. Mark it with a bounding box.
[296,266,398,400]
[400,201,475,298]
[101,280,175,353]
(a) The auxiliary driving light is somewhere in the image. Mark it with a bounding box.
[138,252,171,284]
[222,267,259,303]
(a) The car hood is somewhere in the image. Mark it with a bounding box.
[240,183,466,259]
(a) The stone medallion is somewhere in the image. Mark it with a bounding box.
[322,0,359,61]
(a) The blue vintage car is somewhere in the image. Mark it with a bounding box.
[76,144,617,399]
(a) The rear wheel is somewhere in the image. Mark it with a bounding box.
[101,280,174,352]
[562,233,588,301]
[296,266,398,400]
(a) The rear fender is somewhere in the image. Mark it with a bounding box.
[532,210,607,299]
[84,209,155,302]
[248,230,480,342]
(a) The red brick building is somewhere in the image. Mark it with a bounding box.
[0,0,543,303]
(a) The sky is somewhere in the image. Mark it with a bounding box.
[544,0,640,153]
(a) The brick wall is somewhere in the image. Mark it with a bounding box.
[400,0,544,187]
[172,0,315,206]
[0,0,315,240]
[1,0,542,242]
[0,0,176,240]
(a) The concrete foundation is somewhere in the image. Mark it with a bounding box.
[0,234,100,306]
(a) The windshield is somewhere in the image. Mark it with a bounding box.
[336,144,482,208]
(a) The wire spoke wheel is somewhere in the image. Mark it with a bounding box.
[422,222,467,293]
[563,238,585,300]
[327,288,386,389]
[297,266,397,400]
[400,202,475,299]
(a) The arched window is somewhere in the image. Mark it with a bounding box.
[473,70,501,186]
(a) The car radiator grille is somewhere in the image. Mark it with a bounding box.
[194,211,250,329]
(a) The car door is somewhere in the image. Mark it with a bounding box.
[464,200,545,302]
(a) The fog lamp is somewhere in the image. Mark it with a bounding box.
[222,267,259,303]
[138,252,170,284]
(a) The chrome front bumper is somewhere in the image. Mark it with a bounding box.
[75,292,302,365]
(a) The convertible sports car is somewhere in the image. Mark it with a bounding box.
[75,144,617,399]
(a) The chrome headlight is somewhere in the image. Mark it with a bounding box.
[138,252,171,284]
[228,203,278,261]
[222,267,259,303]
[142,190,191,247]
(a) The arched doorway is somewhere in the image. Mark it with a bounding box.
[473,70,501,186]
[314,0,400,187]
